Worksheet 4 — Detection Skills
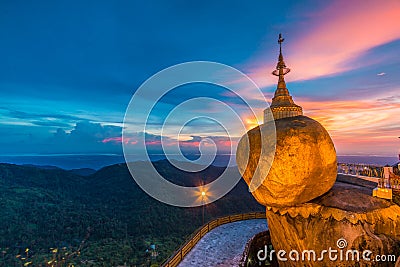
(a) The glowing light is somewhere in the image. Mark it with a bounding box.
[201,191,206,196]
[243,116,260,130]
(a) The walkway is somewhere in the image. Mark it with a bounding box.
[178,219,267,267]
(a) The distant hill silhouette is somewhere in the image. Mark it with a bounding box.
[22,164,62,170]
[0,160,263,266]
[68,167,97,176]
[22,163,97,176]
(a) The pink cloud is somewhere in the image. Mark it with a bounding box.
[247,0,400,88]
[180,141,201,147]
[101,137,138,145]
[145,140,161,146]
[216,140,234,148]
[178,137,236,151]
[101,134,236,151]
[296,94,400,156]
[102,137,124,144]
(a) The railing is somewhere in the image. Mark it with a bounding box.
[239,230,273,267]
[337,163,400,192]
[161,212,265,267]
[389,172,400,191]
[337,163,384,178]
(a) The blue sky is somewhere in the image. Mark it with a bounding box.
[1,0,399,157]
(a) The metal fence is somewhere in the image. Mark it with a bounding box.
[161,212,265,267]
[337,163,384,178]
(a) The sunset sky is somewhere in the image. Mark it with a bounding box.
[1,0,399,158]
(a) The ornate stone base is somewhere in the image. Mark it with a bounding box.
[265,182,400,266]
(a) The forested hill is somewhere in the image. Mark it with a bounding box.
[0,160,263,266]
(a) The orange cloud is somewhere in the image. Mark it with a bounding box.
[297,94,400,156]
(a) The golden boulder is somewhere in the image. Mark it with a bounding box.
[236,115,337,207]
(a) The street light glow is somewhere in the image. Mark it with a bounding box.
[201,191,206,196]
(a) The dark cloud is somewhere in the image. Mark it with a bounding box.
[31,120,72,127]
[0,107,83,121]
[377,95,400,104]
[47,121,123,153]
[0,121,123,154]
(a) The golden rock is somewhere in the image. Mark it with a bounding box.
[237,115,337,207]
[236,34,337,207]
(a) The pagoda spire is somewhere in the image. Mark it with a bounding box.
[265,34,303,122]
[272,33,291,98]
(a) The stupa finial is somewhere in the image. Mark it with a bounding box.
[278,33,284,56]
[272,34,290,84]
[265,33,303,122]
[272,33,291,98]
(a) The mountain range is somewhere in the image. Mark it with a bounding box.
[0,160,263,266]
